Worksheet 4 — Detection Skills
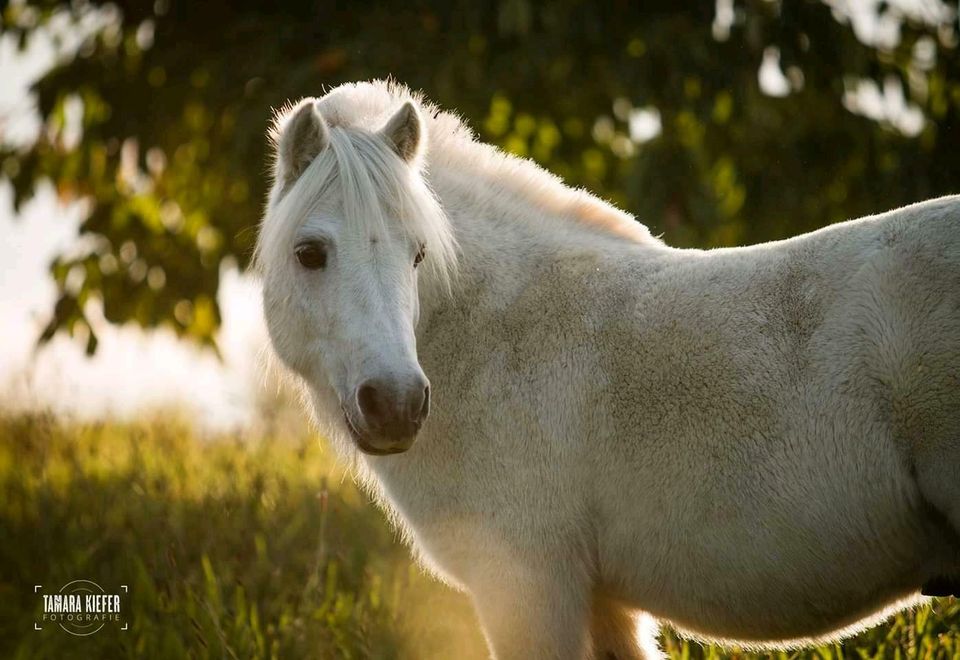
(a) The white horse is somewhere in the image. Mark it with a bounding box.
[256,80,960,659]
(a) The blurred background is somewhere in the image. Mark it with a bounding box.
[1,0,959,657]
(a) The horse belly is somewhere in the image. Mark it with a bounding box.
[596,439,941,643]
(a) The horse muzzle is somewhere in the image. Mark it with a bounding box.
[344,374,430,455]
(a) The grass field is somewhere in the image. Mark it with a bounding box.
[1,414,957,659]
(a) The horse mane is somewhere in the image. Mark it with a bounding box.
[256,80,656,289]
[308,79,656,245]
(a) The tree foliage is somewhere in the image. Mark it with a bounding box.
[2,0,958,350]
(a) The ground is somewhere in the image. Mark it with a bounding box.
[1,414,957,659]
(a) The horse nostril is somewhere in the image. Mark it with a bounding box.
[357,382,386,424]
[417,384,431,423]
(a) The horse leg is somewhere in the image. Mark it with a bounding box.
[589,595,663,660]
[904,348,960,594]
[916,437,960,596]
[469,562,591,660]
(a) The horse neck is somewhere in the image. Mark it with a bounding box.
[417,165,663,322]
[365,163,669,499]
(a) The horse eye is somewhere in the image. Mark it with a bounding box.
[414,244,426,268]
[295,242,327,270]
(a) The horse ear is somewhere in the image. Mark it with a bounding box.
[380,101,423,163]
[277,101,329,187]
